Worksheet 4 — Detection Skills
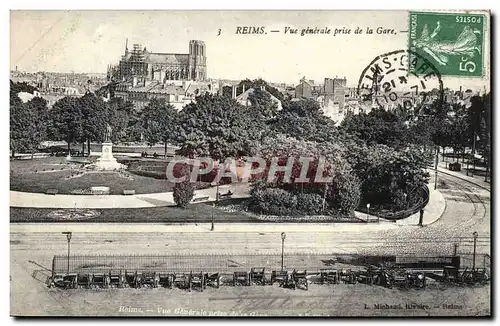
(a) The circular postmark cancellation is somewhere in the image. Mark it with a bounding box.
[357,49,444,116]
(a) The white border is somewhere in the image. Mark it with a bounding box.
[2,1,497,325]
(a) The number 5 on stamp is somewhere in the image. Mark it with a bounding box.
[409,11,487,77]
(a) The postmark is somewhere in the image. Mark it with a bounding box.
[409,11,485,77]
[357,49,444,116]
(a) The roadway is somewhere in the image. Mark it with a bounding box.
[10,171,491,316]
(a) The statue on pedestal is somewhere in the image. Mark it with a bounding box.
[105,124,112,143]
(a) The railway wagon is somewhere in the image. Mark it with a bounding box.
[353,255,461,270]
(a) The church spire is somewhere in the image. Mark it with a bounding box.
[125,38,129,54]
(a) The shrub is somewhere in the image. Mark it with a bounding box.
[173,163,195,208]
[390,189,410,211]
[327,173,361,216]
[251,187,298,216]
[129,169,165,179]
[173,181,195,208]
[296,193,324,215]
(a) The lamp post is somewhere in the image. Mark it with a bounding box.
[434,146,439,190]
[403,193,408,210]
[281,232,286,271]
[471,133,476,177]
[211,203,215,231]
[472,231,478,271]
[62,232,72,274]
[366,203,371,223]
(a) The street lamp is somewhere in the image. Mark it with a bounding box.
[281,232,286,271]
[472,231,478,271]
[403,193,408,209]
[366,203,371,223]
[211,203,215,231]
[62,232,72,274]
[434,146,439,190]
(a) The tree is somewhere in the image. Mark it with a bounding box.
[10,80,37,96]
[10,81,42,157]
[344,143,431,211]
[237,78,285,102]
[125,101,144,142]
[340,108,408,148]
[47,96,83,153]
[247,87,279,120]
[176,93,255,160]
[142,98,179,155]
[26,97,49,158]
[270,99,338,143]
[106,97,133,144]
[10,98,36,158]
[79,93,108,155]
[252,134,360,216]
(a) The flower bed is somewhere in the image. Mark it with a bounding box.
[217,200,360,223]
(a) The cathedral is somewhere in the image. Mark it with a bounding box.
[108,40,207,85]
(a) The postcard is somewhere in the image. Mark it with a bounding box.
[10,10,491,317]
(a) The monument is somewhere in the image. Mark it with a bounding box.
[94,124,124,171]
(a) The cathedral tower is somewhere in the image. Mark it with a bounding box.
[188,40,207,81]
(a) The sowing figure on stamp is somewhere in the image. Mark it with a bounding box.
[413,21,482,66]
[105,124,112,143]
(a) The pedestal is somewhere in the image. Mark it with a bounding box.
[94,142,123,170]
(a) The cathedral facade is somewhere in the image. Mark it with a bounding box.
[108,40,207,85]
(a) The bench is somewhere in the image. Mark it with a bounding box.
[271,270,296,288]
[191,196,210,202]
[141,272,161,288]
[123,189,135,195]
[320,269,340,284]
[108,270,126,288]
[218,192,233,200]
[158,273,175,288]
[292,270,308,290]
[250,267,267,285]
[46,189,59,195]
[233,271,250,286]
[173,273,190,289]
[188,271,205,292]
[204,272,220,288]
[339,269,357,284]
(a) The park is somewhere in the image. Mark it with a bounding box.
[10,78,491,223]
[10,79,491,317]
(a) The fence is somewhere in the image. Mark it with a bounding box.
[359,186,430,221]
[51,252,475,276]
[52,253,335,275]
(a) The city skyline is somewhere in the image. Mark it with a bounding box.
[11,10,490,89]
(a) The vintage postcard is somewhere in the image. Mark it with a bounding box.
[9,10,491,317]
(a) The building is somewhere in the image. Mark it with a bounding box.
[295,77,314,99]
[324,77,347,113]
[106,39,210,110]
[235,86,283,111]
[108,40,207,86]
[113,80,218,111]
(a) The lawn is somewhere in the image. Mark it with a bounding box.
[10,203,255,223]
[10,156,209,195]
[10,197,360,224]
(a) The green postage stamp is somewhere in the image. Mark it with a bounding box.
[409,11,486,77]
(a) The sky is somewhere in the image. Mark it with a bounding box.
[10,10,490,89]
